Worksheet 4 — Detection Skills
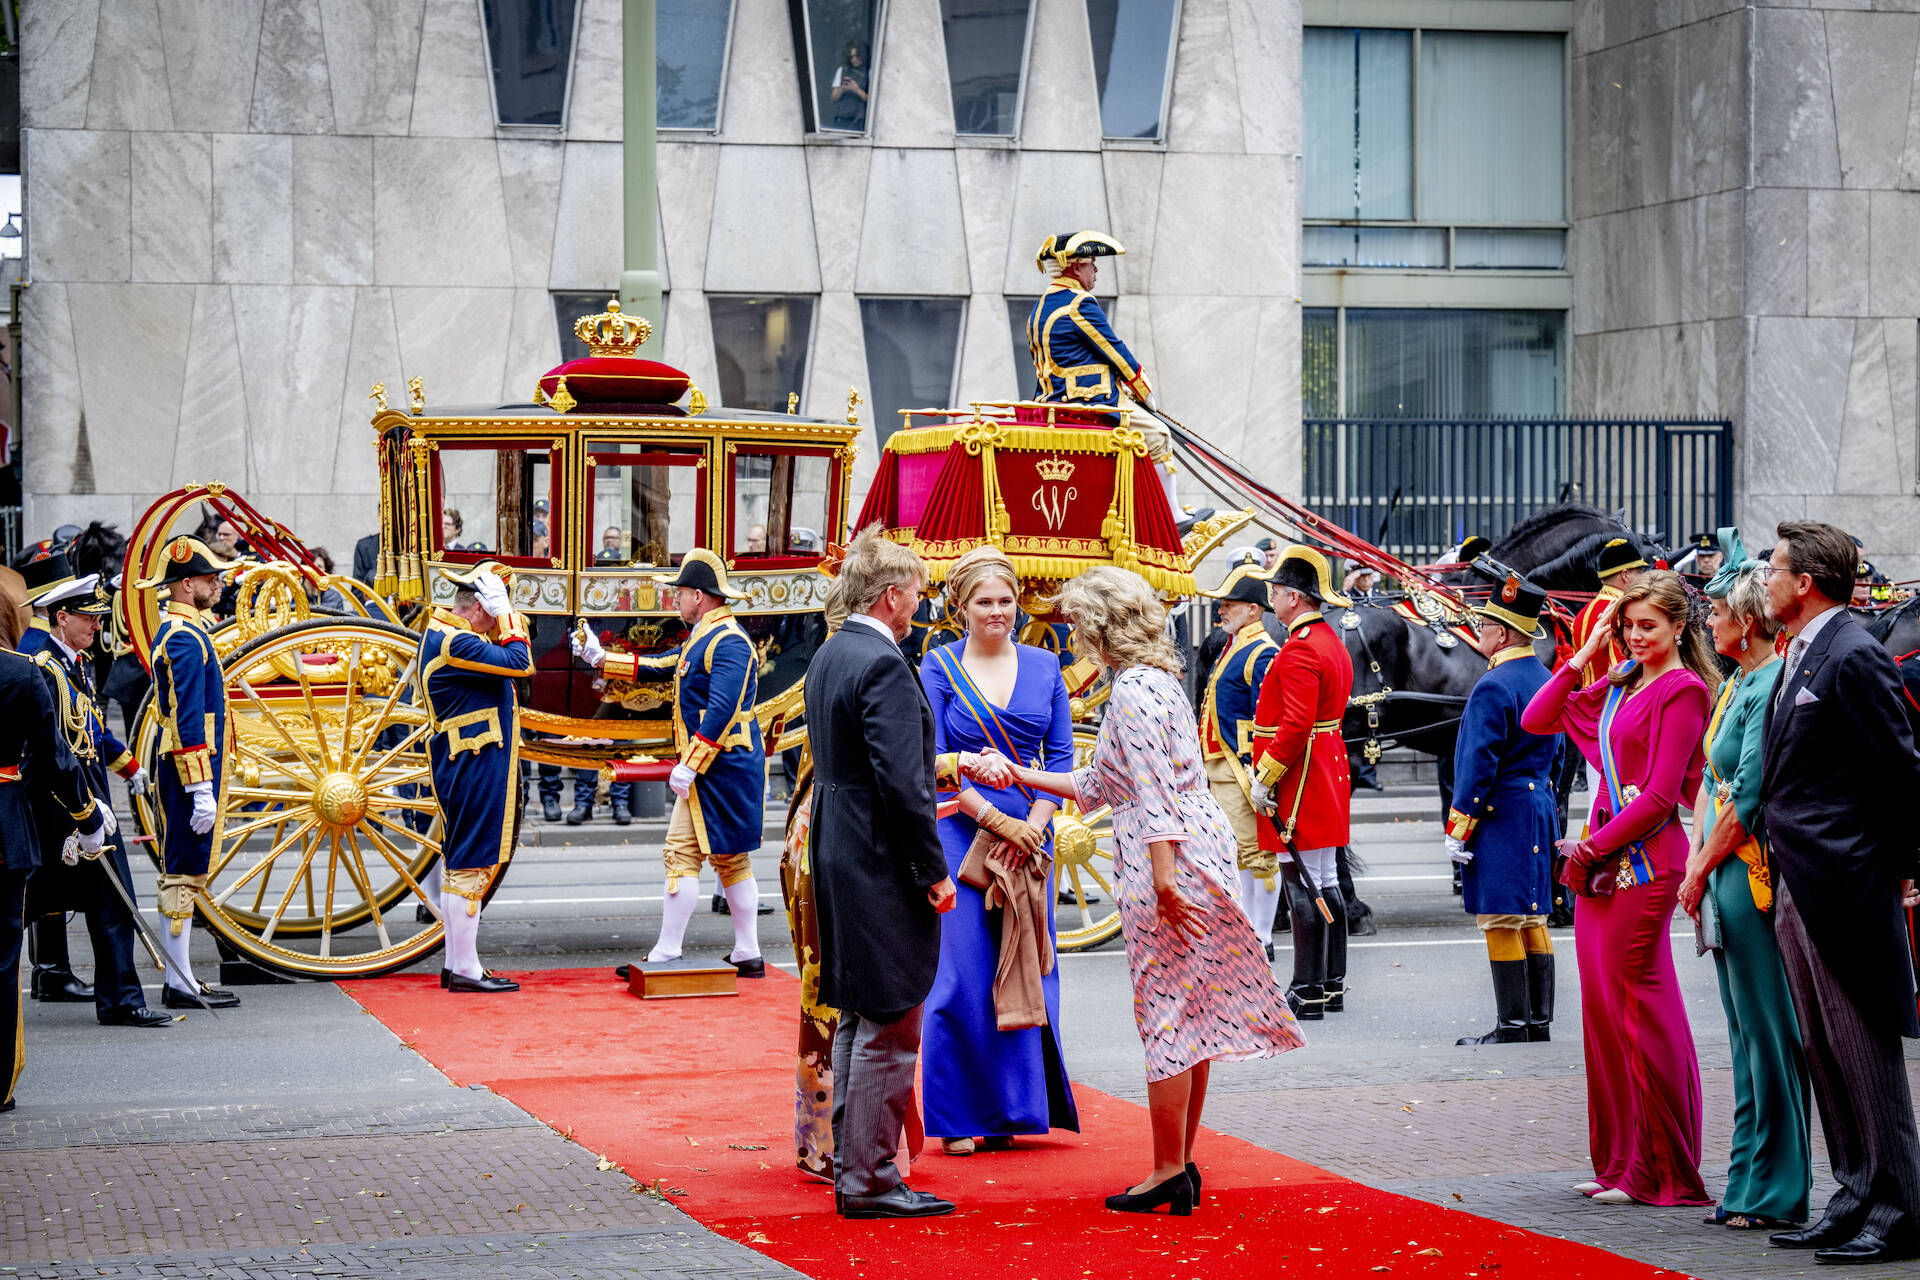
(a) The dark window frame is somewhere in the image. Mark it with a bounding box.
[480,0,584,131]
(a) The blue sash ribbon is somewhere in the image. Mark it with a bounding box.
[930,644,1037,805]
[1597,669,1663,888]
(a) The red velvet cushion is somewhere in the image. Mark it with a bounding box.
[538,356,690,406]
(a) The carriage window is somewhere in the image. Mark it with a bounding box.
[590,447,703,567]
[732,451,832,561]
[436,445,555,562]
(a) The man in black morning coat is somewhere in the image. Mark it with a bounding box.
[1760,520,1920,1263]
[805,528,957,1220]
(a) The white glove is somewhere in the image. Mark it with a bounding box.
[1446,836,1472,865]
[124,765,150,797]
[472,569,512,619]
[668,762,695,799]
[571,626,607,668]
[1250,777,1277,816]
[188,782,217,835]
[97,804,118,837]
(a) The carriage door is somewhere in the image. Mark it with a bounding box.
[426,438,567,610]
[577,440,710,615]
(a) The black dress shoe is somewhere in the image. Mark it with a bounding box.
[415,903,433,923]
[614,964,630,980]
[542,797,562,822]
[612,804,631,826]
[445,969,519,993]
[1264,942,1275,962]
[161,984,240,1010]
[566,804,590,826]
[712,892,730,915]
[1186,1162,1201,1196]
[731,955,766,978]
[1324,982,1346,1013]
[99,1006,173,1028]
[1814,1230,1919,1264]
[1774,1219,1862,1250]
[1105,1171,1194,1215]
[30,965,93,1003]
[839,1185,956,1219]
[0,1097,13,1113]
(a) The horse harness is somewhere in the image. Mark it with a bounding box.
[1338,603,1471,762]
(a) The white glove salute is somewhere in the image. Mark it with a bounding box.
[1250,777,1277,816]
[188,782,218,835]
[668,762,696,799]
[124,764,150,797]
[1446,835,1472,865]
[571,626,607,668]
[472,569,512,619]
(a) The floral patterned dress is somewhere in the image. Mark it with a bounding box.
[1073,665,1305,1080]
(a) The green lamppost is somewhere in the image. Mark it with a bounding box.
[620,0,662,354]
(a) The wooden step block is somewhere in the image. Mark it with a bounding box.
[627,961,738,1000]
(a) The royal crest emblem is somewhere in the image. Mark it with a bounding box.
[1031,455,1078,532]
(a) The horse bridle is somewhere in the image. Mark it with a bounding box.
[1343,605,1470,761]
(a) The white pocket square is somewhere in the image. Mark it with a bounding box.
[1793,686,1819,707]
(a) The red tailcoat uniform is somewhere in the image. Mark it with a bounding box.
[1570,583,1625,687]
[1250,611,1354,852]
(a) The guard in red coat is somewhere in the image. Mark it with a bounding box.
[1250,546,1355,1019]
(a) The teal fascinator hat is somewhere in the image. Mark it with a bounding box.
[1702,526,1767,599]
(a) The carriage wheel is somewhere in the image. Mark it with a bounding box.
[1053,726,1122,953]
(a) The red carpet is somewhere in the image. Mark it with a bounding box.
[347,968,1666,1279]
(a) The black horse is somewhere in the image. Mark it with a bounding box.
[1479,502,1657,590]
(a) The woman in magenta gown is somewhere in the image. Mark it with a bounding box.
[1521,570,1718,1207]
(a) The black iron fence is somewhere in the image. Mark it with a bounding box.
[1302,417,1733,561]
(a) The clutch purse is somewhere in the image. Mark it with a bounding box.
[956,827,998,891]
[1694,884,1723,956]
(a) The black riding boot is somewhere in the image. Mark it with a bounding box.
[1457,959,1531,1045]
[1525,952,1556,1042]
[1322,888,1349,1012]
[1284,874,1326,1020]
[29,916,92,1003]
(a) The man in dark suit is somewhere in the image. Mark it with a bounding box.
[805,528,957,1220]
[1761,520,1920,1263]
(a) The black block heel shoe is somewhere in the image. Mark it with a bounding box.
[1105,1172,1194,1215]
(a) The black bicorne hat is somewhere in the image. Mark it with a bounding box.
[132,536,237,590]
[1595,537,1648,580]
[20,551,75,603]
[660,548,745,601]
[1201,562,1273,610]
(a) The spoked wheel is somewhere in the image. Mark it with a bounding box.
[1053,725,1122,953]
[132,617,506,980]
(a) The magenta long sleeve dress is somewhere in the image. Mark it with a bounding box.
[1523,663,1713,1206]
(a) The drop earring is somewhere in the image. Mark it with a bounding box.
[1740,634,1749,652]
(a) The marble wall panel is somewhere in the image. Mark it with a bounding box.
[705,145,820,293]
[1572,212,1607,337]
[1572,44,1626,218]
[291,493,378,570]
[1002,150,1107,286]
[954,148,1017,297]
[1807,189,1870,318]
[1102,150,1164,304]
[651,143,716,291]
[569,0,624,142]
[1825,10,1919,190]
[1744,187,1807,318]
[85,0,172,132]
[160,0,264,133]
[1868,190,1920,317]
[1752,7,1841,189]
[213,134,293,284]
[1227,0,1298,156]
[1712,315,1748,431]
[293,136,374,285]
[250,1,334,135]
[717,0,802,144]
[1833,319,1906,497]
[173,285,251,490]
[1668,13,1745,201]
[320,0,426,136]
[27,128,131,284]
[504,286,565,403]
[20,284,84,498]
[1657,320,1717,412]
[1733,492,1810,547]
[1620,32,1676,211]
[1570,332,1600,415]
[857,149,969,295]
[1825,495,1920,581]
[410,0,496,138]
[67,284,195,495]
[872,0,955,148]
[1151,293,1260,457]
[331,287,404,496]
[548,141,624,291]
[661,289,721,409]
[1247,294,1300,495]
[806,145,871,293]
[372,138,514,286]
[1584,327,1666,417]
[132,133,213,284]
[808,291,874,494]
[1745,315,1852,495]
[1150,154,1289,297]
[1885,315,1918,483]
[1165,0,1243,154]
[1114,294,1156,405]
[391,286,515,405]
[22,0,99,130]
[1019,0,1103,152]
[1692,189,1745,322]
[953,291,1020,405]
[232,285,357,492]
[498,140,566,290]
[27,494,136,544]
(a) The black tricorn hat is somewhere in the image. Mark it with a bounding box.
[1595,536,1648,580]
[20,551,75,603]
[1201,562,1273,610]
[660,548,745,601]
[132,536,237,590]
[1457,535,1493,563]
[1469,555,1548,640]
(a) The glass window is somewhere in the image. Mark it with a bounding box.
[1303,226,1445,269]
[1086,0,1180,140]
[659,0,733,129]
[941,0,1035,136]
[1418,32,1564,224]
[860,298,965,446]
[436,444,556,562]
[1453,229,1566,270]
[709,296,815,412]
[553,292,667,362]
[795,0,879,133]
[732,450,834,561]
[1006,296,1038,399]
[482,0,581,127]
[1344,308,1564,419]
[1303,27,1412,220]
[1302,308,1338,419]
[587,444,705,568]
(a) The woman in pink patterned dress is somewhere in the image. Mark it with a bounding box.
[967,566,1304,1216]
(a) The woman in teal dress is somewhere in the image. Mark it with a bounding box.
[1677,529,1811,1229]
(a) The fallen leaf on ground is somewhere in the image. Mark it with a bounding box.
[746,1231,771,1244]
[596,1155,617,1171]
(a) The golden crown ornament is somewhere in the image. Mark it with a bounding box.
[574,298,652,357]
[1036,455,1076,483]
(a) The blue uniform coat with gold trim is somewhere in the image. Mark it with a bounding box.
[1026,277,1150,407]
[1446,650,1559,916]
[26,643,133,913]
[150,602,226,876]
[418,611,532,872]
[1201,622,1278,787]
